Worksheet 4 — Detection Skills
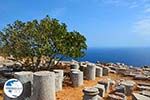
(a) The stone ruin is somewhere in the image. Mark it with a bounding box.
[4,70,64,100]
[2,60,150,100]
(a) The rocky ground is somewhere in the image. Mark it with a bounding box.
[1,72,148,100]
[56,73,150,100]
[0,57,150,100]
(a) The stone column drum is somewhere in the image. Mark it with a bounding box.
[83,87,102,100]
[70,63,79,69]
[71,71,83,87]
[86,64,96,80]
[121,81,135,96]
[4,71,33,100]
[98,80,110,93]
[94,84,105,97]
[102,67,109,76]
[96,67,103,77]
[14,71,33,99]
[32,71,55,100]
[70,69,80,72]
[53,70,64,92]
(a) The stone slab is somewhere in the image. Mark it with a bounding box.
[132,93,150,100]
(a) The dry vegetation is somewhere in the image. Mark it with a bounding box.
[0,73,127,100]
[0,65,149,100]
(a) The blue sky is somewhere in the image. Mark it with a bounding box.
[1,0,150,48]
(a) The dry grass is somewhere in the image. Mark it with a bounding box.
[0,90,3,100]
[0,73,149,100]
[56,73,150,100]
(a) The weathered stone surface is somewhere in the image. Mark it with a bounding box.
[98,79,110,93]
[94,84,105,97]
[102,67,109,76]
[96,67,103,77]
[137,85,150,91]
[70,69,80,72]
[115,92,126,100]
[140,90,150,97]
[71,71,83,87]
[143,71,150,76]
[134,74,148,80]
[0,78,7,88]
[116,68,127,75]
[109,70,117,74]
[32,71,55,100]
[79,63,87,77]
[3,72,32,100]
[115,85,126,94]
[85,64,96,80]
[121,80,136,96]
[108,94,124,100]
[108,66,117,71]
[137,82,150,87]
[109,80,116,90]
[53,70,64,92]
[80,65,86,72]
[83,87,102,100]
[13,71,33,100]
[70,63,79,69]
[132,93,150,100]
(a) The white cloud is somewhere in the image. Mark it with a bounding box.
[133,18,150,35]
[128,2,139,8]
[144,7,150,13]
[98,0,150,8]
[95,0,150,35]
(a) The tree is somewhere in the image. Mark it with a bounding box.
[0,15,87,71]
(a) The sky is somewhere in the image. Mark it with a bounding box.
[1,0,150,48]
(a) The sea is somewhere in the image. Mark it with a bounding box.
[78,47,150,67]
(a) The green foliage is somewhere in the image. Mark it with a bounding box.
[0,15,87,71]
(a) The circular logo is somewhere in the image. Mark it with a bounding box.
[4,79,23,98]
